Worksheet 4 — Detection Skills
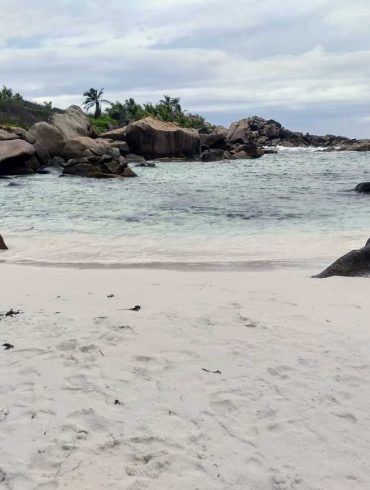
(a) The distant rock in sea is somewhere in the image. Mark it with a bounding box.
[355,182,370,193]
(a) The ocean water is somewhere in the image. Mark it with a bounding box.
[0,149,369,269]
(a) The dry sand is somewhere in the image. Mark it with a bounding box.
[0,264,370,489]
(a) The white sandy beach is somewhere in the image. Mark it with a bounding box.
[0,264,370,489]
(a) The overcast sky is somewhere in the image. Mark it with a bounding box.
[1,0,370,137]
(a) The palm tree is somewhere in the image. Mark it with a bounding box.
[159,95,182,119]
[83,88,110,119]
[0,85,13,100]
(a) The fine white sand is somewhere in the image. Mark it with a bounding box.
[1,264,370,489]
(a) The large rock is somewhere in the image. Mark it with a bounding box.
[27,122,65,163]
[100,127,127,141]
[50,105,89,141]
[125,117,200,159]
[0,139,35,175]
[62,137,112,160]
[314,238,370,278]
[0,234,7,250]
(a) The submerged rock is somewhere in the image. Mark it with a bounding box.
[0,234,7,250]
[314,238,370,278]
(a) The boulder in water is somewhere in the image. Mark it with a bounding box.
[355,182,370,193]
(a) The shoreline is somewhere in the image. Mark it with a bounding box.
[0,258,321,272]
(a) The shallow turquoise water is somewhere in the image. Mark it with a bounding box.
[0,149,369,267]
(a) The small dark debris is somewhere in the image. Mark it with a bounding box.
[202,368,222,374]
[5,309,20,317]
[114,399,120,405]
[127,305,141,312]
[107,294,115,298]
[2,343,14,351]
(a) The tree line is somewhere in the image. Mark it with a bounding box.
[83,88,208,130]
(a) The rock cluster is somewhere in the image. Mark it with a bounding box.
[1,110,369,177]
[223,116,354,149]
[0,107,137,178]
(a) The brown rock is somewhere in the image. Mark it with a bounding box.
[100,127,127,141]
[0,129,19,141]
[111,141,130,155]
[199,131,227,148]
[0,139,36,175]
[27,122,66,163]
[125,117,200,159]
[62,137,112,160]
[51,105,90,141]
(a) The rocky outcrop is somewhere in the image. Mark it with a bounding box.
[0,234,8,250]
[0,139,35,175]
[125,117,200,159]
[225,116,353,149]
[50,105,90,141]
[314,238,370,278]
[335,140,370,152]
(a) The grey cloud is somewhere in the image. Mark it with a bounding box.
[1,0,370,137]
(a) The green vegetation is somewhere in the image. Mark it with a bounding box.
[105,94,210,131]
[0,84,213,133]
[0,85,58,129]
[83,88,212,131]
